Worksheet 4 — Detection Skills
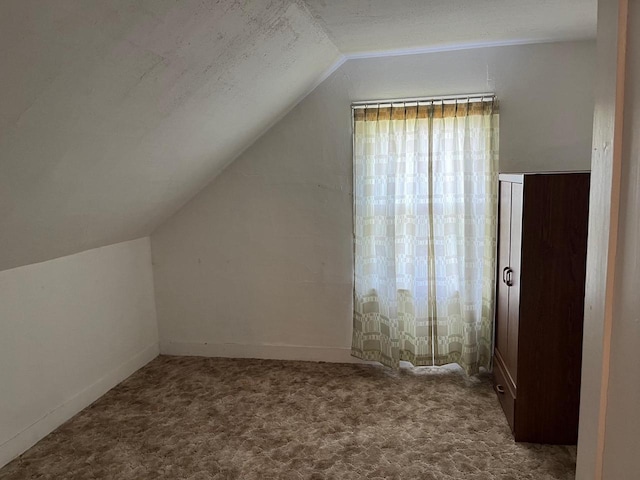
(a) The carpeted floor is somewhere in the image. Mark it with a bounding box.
[0,356,576,479]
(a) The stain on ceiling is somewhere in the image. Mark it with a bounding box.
[0,0,596,271]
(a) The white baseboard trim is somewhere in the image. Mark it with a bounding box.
[160,341,371,364]
[0,343,159,469]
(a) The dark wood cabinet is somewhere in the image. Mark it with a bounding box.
[493,172,590,444]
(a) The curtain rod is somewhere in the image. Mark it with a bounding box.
[351,93,496,108]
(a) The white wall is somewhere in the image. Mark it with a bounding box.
[151,40,596,362]
[597,1,640,477]
[575,1,640,478]
[575,0,622,476]
[0,238,159,468]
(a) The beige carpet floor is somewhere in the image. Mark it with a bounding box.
[0,356,576,479]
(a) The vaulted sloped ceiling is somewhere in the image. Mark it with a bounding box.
[0,0,341,271]
[0,0,596,271]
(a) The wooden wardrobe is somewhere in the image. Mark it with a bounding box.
[493,172,590,444]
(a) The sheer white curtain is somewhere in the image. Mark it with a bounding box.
[351,99,499,375]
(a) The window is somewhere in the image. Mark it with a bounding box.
[351,96,499,375]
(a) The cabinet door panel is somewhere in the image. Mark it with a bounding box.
[495,181,512,364]
[506,182,523,383]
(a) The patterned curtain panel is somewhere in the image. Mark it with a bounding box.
[351,99,499,375]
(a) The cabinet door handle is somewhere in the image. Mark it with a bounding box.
[502,267,514,286]
[496,384,505,394]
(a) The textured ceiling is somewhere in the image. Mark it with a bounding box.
[0,0,341,271]
[0,0,596,271]
[304,0,597,54]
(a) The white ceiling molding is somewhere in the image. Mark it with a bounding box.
[342,38,582,60]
